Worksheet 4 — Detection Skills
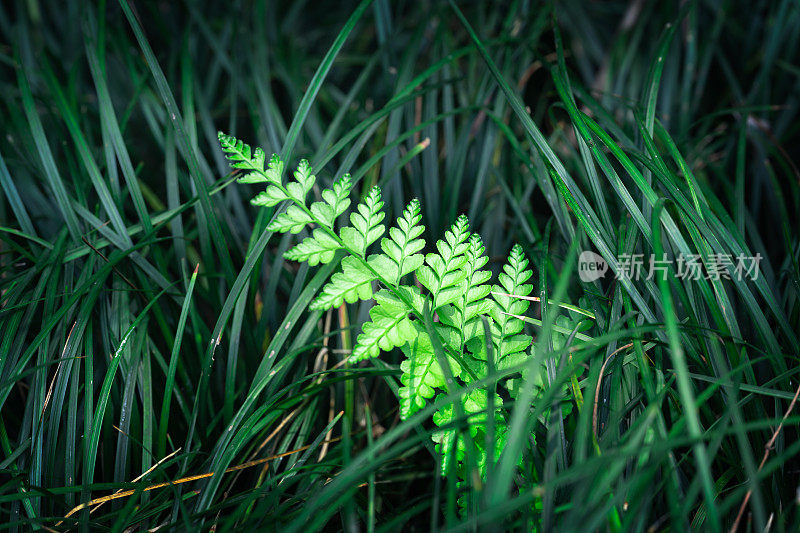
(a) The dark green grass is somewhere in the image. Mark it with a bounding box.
[1,0,799,530]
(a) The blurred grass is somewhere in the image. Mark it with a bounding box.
[0,0,799,530]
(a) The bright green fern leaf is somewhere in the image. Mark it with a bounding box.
[340,187,385,257]
[251,185,288,207]
[490,244,534,366]
[437,233,493,354]
[416,215,470,309]
[285,159,315,203]
[350,288,417,361]
[311,255,377,310]
[370,198,426,285]
[218,132,283,185]
[284,228,342,266]
[263,154,284,185]
[398,322,462,418]
[310,174,352,227]
[266,205,314,234]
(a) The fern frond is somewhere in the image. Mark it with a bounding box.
[398,322,462,418]
[416,215,471,309]
[431,389,505,476]
[347,199,430,362]
[284,228,342,266]
[251,185,288,207]
[285,159,315,204]
[310,255,377,310]
[266,205,314,234]
[490,244,534,366]
[221,135,541,493]
[369,199,426,285]
[438,233,493,352]
[459,235,493,321]
[309,174,352,228]
[350,289,418,361]
[340,186,385,257]
[218,132,281,185]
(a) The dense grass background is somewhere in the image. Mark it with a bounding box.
[1,0,799,530]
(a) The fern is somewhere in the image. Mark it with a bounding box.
[311,255,377,309]
[438,234,493,356]
[370,198,425,285]
[340,187,385,257]
[350,288,418,361]
[283,228,341,266]
[398,322,462,418]
[490,244,535,368]
[431,389,506,477]
[219,132,282,188]
[219,133,573,498]
[416,215,470,310]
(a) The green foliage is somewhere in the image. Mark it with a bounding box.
[489,244,534,366]
[431,389,507,478]
[339,187,385,257]
[4,1,800,530]
[373,198,426,284]
[220,134,548,490]
[219,132,280,186]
